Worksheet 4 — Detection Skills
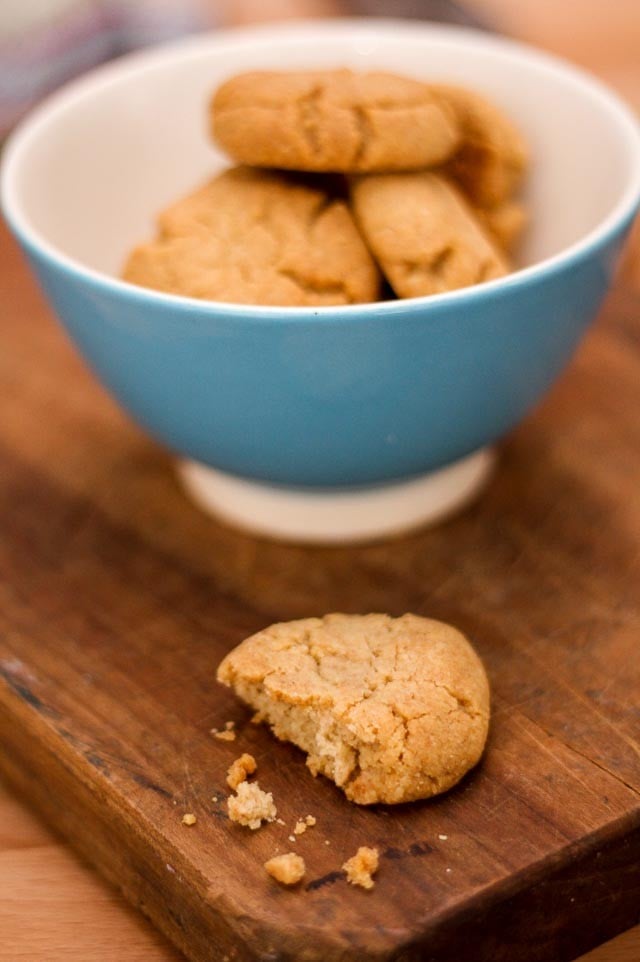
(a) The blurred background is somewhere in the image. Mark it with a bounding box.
[2,0,639,277]
[2,1,639,129]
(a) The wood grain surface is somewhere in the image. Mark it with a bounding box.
[2,2,640,961]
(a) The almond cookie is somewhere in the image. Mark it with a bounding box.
[350,171,508,299]
[432,84,528,206]
[217,613,490,805]
[123,167,380,306]
[211,69,460,173]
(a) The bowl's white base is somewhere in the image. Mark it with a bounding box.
[177,448,495,545]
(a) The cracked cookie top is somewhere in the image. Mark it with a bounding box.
[123,167,380,306]
[217,613,490,805]
[350,171,508,299]
[210,69,460,173]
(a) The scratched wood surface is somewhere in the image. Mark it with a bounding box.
[2,2,640,961]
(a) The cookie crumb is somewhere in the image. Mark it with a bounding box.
[211,796,218,803]
[210,721,236,741]
[288,834,296,842]
[342,846,379,890]
[213,729,236,742]
[181,813,197,826]
[324,839,330,845]
[438,834,448,841]
[264,853,306,886]
[227,781,276,829]
[226,753,257,789]
[294,815,316,835]
[276,817,286,826]
[446,867,452,873]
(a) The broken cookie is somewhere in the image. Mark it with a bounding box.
[217,613,490,805]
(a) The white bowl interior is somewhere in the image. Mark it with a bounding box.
[5,20,640,280]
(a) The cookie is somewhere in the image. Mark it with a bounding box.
[431,84,528,206]
[217,613,490,805]
[211,69,460,173]
[475,200,527,253]
[350,171,508,299]
[123,167,380,306]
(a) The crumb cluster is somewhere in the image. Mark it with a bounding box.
[227,780,277,830]
[226,752,257,789]
[342,846,379,890]
[293,814,316,836]
[264,852,306,886]
[211,720,237,742]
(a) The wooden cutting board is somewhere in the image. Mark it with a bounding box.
[1,220,639,962]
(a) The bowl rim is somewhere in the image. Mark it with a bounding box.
[3,17,640,322]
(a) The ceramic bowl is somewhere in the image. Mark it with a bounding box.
[3,20,640,542]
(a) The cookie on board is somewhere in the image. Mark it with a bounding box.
[217,613,490,805]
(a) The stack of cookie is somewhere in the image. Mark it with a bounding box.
[124,69,528,307]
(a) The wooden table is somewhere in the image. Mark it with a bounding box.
[1,2,639,961]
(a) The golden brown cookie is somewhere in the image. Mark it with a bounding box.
[432,84,528,206]
[123,167,380,306]
[350,171,508,299]
[211,69,460,173]
[217,613,490,805]
[475,200,528,253]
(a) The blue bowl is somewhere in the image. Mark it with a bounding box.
[3,21,640,537]
[12,231,634,488]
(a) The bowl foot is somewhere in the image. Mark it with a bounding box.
[177,448,495,545]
